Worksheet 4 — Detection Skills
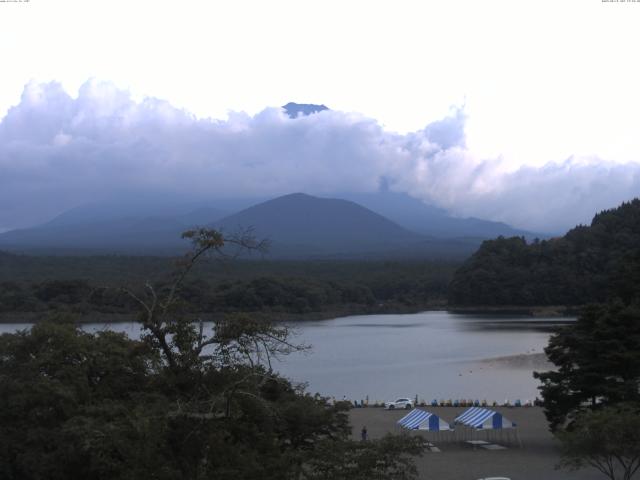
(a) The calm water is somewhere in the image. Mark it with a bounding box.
[0,311,570,403]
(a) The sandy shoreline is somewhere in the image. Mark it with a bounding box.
[349,406,601,480]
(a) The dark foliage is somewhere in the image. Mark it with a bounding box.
[0,320,357,480]
[0,229,425,479]
[534,302,640,431]
[557,404,640,480]
[449,199,640,306]
[0,258,456,319]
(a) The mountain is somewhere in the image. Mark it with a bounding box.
[0,192,518,259]
[0,217,188,254]
[214,193,478,259]
[0,202,229,254]
[282,102,329,118]
[176,207,228,228]
[214,193,417,248]
[341,191,540,239]
[42,198,228,229]
[448,198,640,306]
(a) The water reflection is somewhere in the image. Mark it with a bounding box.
[448,314,573,333]
[275,311,572,402]
[0,311,573,403]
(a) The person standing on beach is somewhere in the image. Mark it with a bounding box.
[361,426,368,441]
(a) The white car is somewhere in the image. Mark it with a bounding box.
[385,397,414,410]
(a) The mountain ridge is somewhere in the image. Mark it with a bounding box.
[0,192,533,259]
[341,191,541,239]
[212,193,444,258]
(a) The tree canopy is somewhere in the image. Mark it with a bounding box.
[449,199,640,306]
[0,228,424,480]
[557,404,640,480]
[534,302,640,431]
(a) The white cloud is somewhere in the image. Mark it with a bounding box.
[1,80,639,234]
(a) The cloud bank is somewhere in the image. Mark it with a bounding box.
[1,79,639,233]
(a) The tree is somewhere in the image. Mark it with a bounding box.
[300,434,425,480]
[0,228,425,480]
[448,199,640,307]
[557,405,640,480]
[0,320,160,480]
[534,302,640,431]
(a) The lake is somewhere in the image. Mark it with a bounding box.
[0,311,570,403]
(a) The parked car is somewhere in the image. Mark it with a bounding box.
[476,477,511,480]
[385,398,413,409]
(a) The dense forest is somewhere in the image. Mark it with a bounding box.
[448,199,640,306]
[5,198,640,317]
[0,255,458,321]
[0,230,425,480]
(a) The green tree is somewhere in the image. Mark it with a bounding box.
[449,199,640,307]
[0,228,425,480]
[0,320,160,480]
[300,434,425,480]
[557,405,640,480]
[534,302,640,430]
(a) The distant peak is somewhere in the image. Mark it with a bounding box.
[281,192,313,199]
[265,192,320,204]
[282,102,329,119]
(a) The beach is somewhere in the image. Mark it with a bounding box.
[349,406,602,480]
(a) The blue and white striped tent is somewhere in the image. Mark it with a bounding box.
[454,407,516,430]
[397,409,452,431]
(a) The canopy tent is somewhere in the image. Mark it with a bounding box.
[454,407,516,430]
[397,409,452,431]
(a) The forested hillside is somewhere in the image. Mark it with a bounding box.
[0,256,457,321]
[448,199,640,306]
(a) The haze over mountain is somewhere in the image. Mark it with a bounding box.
[341,190,537,239]
[0,217,189,255]
[2,80,639,235]
[213,193,484,259]
[42,199,229,229]
[0,193,485,259]
[0,200,230,254]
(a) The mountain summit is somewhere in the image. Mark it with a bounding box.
[282,102,329,118]
[0,192,493,258]
[214,193,421,256]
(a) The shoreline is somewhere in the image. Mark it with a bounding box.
[448,304,581,317]
[0,303,580,324]
[0,303,442,324]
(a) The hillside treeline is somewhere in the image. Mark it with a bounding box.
[0,258,457,319]
[449,199,640,306]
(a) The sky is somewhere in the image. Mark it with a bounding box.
[0,0,639,233]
